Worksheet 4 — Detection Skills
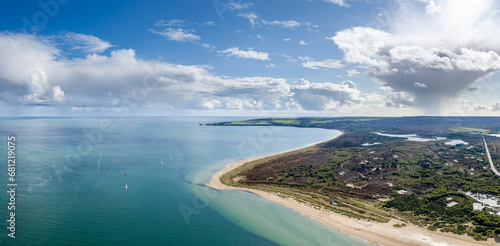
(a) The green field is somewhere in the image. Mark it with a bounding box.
[227,121,270,125]
[449,127,490,135]
[273,119,300,125]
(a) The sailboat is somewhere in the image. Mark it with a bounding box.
[125,184,128,189]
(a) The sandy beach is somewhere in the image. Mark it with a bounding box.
[208,134,498,246]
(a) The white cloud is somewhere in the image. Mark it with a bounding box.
[266,63,275,68]
[0,33,436,114]
[218,47,270,60]
[416,0,442,14]
[239,12,301,29]
[346,69,360,77]
[413,82,428,88]
[299,40,308,46]
[302,58,343,70]
[204,21,215,27]
[239,13,259,28]
[262,20,300,28]
[290,79,362,110]
[330,0,500,113]
[385,92,416,108]
[154,19,184,27]
[149,28,200,42]
[0,33,280,111]
[283,38,292,42]
[227,2,253,10]
[52,86,65,102]
[474,104,488,110]
[328,27,392,70]
[202,43,216,50]
[323,0,349,7]
[492,103,500,111]
[0,32,372,114]
[284,55,297,63]
[17,68,66,105]
[65,32,113,53]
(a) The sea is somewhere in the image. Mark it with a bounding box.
[0,117,369,246]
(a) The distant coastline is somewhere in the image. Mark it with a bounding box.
[208,131,496,246]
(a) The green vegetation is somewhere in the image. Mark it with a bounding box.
[226,121,271,125]
[227,121,253,125]
[208,116,500,135]
[273,119,300,125]
[449,127,490,135]
[209,117,500,241]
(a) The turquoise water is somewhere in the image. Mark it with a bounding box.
[0,117,369,245]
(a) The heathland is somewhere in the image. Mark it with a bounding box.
[208,117,500,243]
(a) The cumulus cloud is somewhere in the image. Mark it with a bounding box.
[290,79,362,110]
[149,28,200,42]
[52,86,65,102]
[0,33,283,111]
[385,92,416,108]
[474,104,488,111]
[301,57,343,70]
[460,103,500,113]
[19,69,66,105]
[492,103,500,111]
[0,32,363,114]
[218,47,270,60]
[330,0,500,114]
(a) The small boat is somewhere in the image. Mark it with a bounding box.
[169,156,173,159]
[161,160,164,165]
[125,173,127,176]
[125,184,128,189]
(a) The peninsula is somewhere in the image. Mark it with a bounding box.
[208,117,500,245]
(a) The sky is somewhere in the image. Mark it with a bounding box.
[1,0,500,117]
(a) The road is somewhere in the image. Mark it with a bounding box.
[483,136,500,177]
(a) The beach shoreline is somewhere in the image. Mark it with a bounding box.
[208,133,497,246]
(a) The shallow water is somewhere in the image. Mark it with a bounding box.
[0,117,369,245]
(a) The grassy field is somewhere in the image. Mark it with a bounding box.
[226,121,271,125]
[449,127,490,135]
[272,119,300,125]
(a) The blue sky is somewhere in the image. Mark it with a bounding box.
[1,0,500,116]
